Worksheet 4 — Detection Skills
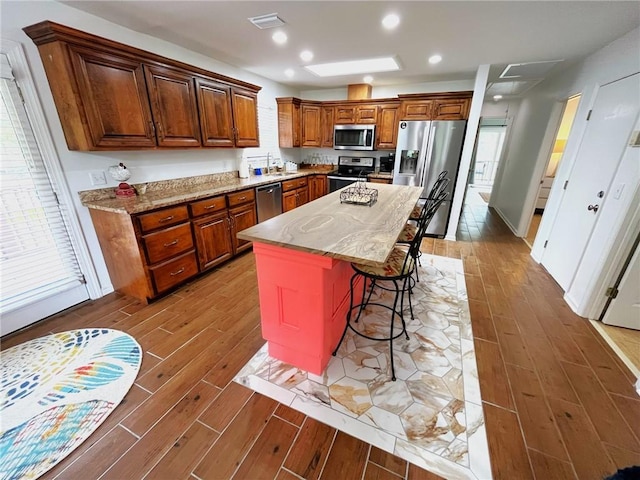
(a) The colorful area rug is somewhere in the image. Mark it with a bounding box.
[0,329,141,479]
[235,254,491,480]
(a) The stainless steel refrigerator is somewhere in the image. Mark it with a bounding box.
[392,120,466,237]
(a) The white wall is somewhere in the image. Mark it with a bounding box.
[493,26,640,240]
[1,1,300,295]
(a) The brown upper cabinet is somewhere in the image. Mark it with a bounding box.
[23,21,261,151]
[276,92,472,150]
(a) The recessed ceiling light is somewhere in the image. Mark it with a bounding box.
[305,57,400,77]
[272,31,287,45]
[300,50,314,62]
[493,95,503,101]
[284,68,295,78]
[382,14,400,30]
[363,75,373,84]
[428,54,442,65]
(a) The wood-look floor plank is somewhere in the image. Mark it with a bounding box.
[609,393,640,444]
[275,403,307,427]
[137,328,174,359]
[474,338,514,410]
[138,352,163,378]
[562,361,640,452]
[571,332,638,398]
[406,464,445,480]
[103,381,220,480]
[528,449,577,480]
[505,364,568,461]
[193,393,279,480]
[283,417,336,480]
[144,421,219,480]
[198,381,254,432]
[276,469,305,480]
[604,444,640,470]
[483,403,534,480]
[548,397,618,480]
[368,447,407,477]
[364,462,404,480]
[468,299,497,342]
[319,431,369,480]
[232,416,298,480]
[48,425,137,479]
[493,315,534,369]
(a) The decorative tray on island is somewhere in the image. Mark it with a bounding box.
[340,179,378,207]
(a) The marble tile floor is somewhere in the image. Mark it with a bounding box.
[235,254,491,480]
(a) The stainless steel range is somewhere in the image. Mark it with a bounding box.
[327,156,375,193]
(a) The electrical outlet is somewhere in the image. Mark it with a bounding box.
[89,170,107,186]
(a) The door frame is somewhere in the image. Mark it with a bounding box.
[2,40,101,299]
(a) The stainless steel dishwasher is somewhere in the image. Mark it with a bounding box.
[256,182,283,223]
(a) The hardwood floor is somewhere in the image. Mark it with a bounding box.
[3,202,639,480]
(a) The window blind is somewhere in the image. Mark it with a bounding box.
[0,53,85,314]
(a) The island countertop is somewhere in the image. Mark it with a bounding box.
[237,183,422,266]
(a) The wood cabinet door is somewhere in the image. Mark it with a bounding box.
[334,105,356,124]
[144,64,201,147]
[356,105,378,124]
[321,106,334,147]
[276,99,301,148]
[309,175,327,201]
[230,203,257,253]
[401,100,433,120]
[231,89,260,147]
[296,186,309,207]
[68,46,157,148]
[433,99,471,120]
[301,104,321,147]
[192,211,233,271]
[196,78,234,147]
[282,190,297,212]
[376,104,399,150]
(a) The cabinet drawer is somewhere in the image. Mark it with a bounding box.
[138,205,189,233]
[282,177,308,192]
[142,222,194,264]
[150,250,198,293]
[189,195,226,217]
[227,189,255,207]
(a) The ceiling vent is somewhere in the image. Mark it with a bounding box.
[248,13,285,29]
[500,60,563,79]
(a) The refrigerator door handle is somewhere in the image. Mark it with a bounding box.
[415,123,431,188]
[421,123,437,195]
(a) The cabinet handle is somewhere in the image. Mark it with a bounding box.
[238,196,246,201]
[169,267,185,277]
[163,239,179,247]
[158,215,174,223]
[149,121,155,132]
[157,122,162,132]
[204,204,217,210]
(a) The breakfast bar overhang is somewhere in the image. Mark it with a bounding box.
[237,183,423,374]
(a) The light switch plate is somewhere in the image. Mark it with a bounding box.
[89,170,107,186]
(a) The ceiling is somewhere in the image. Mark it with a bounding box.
[62,1,640,97]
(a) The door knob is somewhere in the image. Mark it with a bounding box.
[588,204,599,212]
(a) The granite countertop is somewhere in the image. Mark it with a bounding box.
[79,169,332,215]
[368,172,394,180]
[237,183,423,266]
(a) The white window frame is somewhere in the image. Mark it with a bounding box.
[1,39,101,301]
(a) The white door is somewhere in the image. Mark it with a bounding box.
[541,74,640,290]
[602,239,640,330]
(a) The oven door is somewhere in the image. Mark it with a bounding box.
[328,176,359,193]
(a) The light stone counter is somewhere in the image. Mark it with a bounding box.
[237,183,422,267]
[79,169,333,214]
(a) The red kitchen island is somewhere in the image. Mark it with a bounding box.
[237,182,423,375]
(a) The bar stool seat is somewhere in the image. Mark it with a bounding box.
[397,224,418,243]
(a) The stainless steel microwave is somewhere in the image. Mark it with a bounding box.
[333,124,376,151]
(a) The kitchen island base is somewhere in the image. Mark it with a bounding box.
[252,242,363,375]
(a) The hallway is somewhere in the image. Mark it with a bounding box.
[3,201,639,480]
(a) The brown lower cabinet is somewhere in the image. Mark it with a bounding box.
[282,177,309,212]
[89,188,256,303]
[309,174,328,201]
